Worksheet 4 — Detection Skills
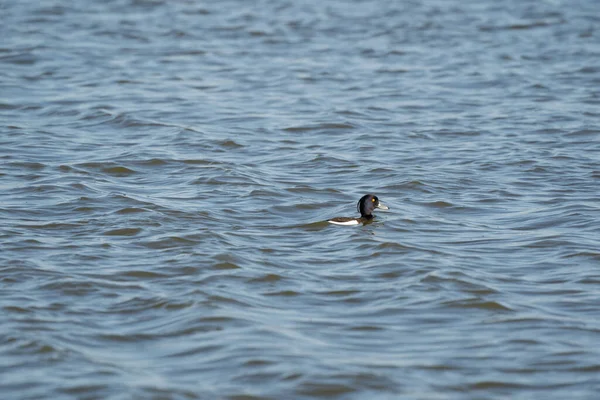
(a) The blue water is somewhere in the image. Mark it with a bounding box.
[2,0,600,398]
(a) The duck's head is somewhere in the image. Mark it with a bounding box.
[357,194,389,218]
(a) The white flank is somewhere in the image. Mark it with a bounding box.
[328,219,359,226]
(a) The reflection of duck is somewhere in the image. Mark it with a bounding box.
[328,194,389,226]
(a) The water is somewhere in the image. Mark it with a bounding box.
[2,0,600,398]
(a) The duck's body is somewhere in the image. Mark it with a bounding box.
[328,194,389,226]
[327,216,371,226]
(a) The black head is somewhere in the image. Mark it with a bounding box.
[357,194,388,218]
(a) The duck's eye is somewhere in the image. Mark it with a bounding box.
[372,198,376,202]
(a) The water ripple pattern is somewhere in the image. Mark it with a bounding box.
[1,0,599,399]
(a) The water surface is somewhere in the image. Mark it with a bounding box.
[1,0,600,398]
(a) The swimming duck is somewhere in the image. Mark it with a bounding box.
[328,194,389,226]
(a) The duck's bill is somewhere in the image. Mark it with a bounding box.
[376,203,389,210]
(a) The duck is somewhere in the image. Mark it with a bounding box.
[328,194,389,226]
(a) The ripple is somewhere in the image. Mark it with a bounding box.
[264,290,300,297]
[282,122,356,132]
[114,207,150,214]
[442,298,514,312]
[248,274,282,283]
[212,262,241,270]
[103,228,142,236]
[139,236,199,249]
[295,382,355,397]
[117,270,168,280]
